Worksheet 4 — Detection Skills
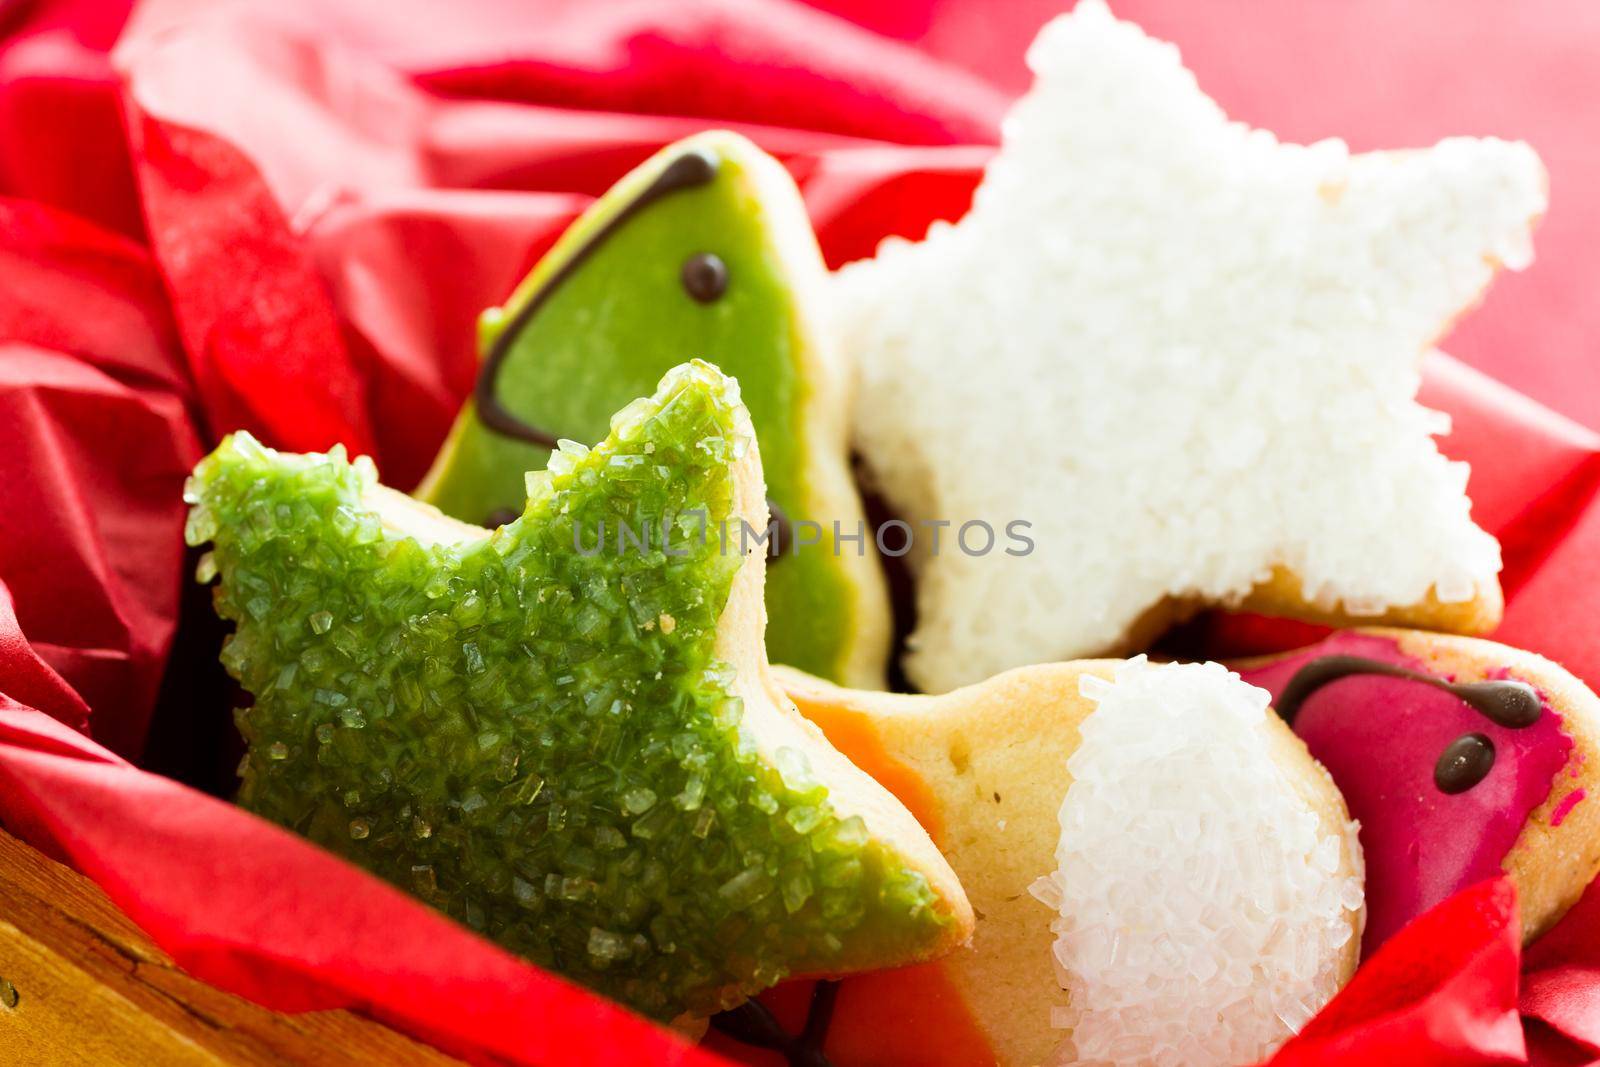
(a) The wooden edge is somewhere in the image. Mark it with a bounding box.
[0,826,468,1066]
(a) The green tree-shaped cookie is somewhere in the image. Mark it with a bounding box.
[186,362,967,1020]
[416,131,888,688]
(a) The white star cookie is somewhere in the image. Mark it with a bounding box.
[835,0,1546,693]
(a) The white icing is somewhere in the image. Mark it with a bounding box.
[835,0,1544,692]
[1030,658,1364,1066]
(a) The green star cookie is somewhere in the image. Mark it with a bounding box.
[186,361,968,1020]
[416,131,889,689]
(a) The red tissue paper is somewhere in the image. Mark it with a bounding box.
[2,0,1600,1064]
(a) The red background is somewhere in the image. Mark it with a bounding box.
[5,0,1596,427]
[920,0,1600,434]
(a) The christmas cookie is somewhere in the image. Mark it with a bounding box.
[1237,627,1600,953]
[734,657,1362,1066]
[185,361,970,1021]
[833,0,1546,692]
[418,131,889,688]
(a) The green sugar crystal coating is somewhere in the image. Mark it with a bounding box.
[418,132,876,686]
[186,362,945,1019]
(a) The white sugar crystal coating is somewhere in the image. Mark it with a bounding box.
[835,0,1545,692]
[1030,659,1364,1066]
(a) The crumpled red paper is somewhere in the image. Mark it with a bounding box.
[3,1,1600,1064]
[0,670,717,1066]
[1272,879,1526,1067]
[0,196,197,756]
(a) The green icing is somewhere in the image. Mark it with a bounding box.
[417,132,872,686]
[186,362,944,1020]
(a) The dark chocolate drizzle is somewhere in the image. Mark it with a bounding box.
[1435,732,1496,795]
[474,147,720,449]
[710,981,838,1067]
[470,148,792,559]
[764,498,795,561]
[1274,654,1543,794]
[682,251,729,302]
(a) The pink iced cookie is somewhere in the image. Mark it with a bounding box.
[1238,628,1600,954]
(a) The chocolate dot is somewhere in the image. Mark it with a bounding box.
[681,252,728,303]
[1453,678,1542,728]
[669,148,720,186]
[1435,732,1496,794]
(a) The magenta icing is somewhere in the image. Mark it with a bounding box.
[1239,631,1571,957]
[1552,789,1586,828]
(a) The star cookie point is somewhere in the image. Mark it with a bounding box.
[187,361,968,1020]
[836,2,1546,692]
